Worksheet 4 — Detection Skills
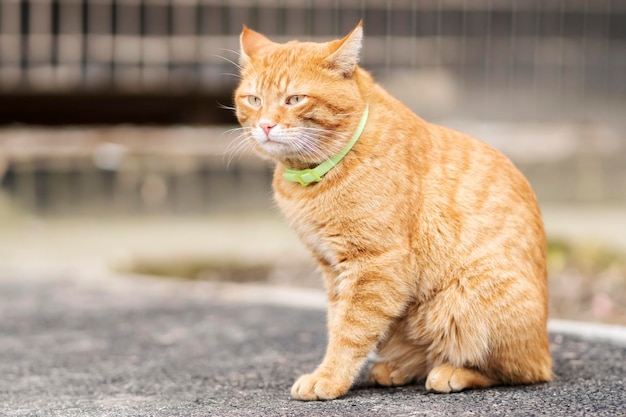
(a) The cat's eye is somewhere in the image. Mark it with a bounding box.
[286,95,305,106]
[247,95,262,107]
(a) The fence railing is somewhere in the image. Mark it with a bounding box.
[1,1,625,213]
[1,0,623,100]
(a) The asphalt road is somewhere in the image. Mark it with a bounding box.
[0,272,625,417]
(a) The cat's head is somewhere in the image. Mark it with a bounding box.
[234,22,365,169]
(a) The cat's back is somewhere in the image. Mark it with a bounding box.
[362,89,545,251]
[419,121,541,216]
[405,119,547,298]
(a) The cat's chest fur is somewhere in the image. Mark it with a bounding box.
[272,162,411,272]
[274,183,350,268]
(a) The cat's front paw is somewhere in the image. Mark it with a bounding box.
[291,373,349,401]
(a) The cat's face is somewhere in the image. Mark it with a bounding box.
[234,24,364,167]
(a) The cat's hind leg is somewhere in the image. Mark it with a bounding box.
[368,319,429,387]
[426,364,496,393]
[369,361,413,387]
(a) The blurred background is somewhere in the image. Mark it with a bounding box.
[0,0,625,324]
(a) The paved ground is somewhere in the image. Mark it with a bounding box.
[1,271,625,417]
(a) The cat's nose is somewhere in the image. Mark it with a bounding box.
[259,121,276,137]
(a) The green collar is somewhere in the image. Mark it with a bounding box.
[283,104,369,186]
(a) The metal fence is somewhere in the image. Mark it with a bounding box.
[0,0,625,213]
[1,1,623,101]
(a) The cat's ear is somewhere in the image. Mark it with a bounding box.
[325,21,363,77]
[239,25,274,65]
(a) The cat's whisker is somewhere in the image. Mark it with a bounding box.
[217,103,236,112]
[230,140,255,165]
[217,48,243,58]
[222,127,252,148]
[210,53,244,71]
[222,126,247,137]
[292,135,335,164]
[283,127,353,163]
[298,128,350,145]
[224,136,245,156]
[212,50,261,84]
[219,72,242,80]
[286,134,315,159]
[301,131,351,157]
[223,130,255,167]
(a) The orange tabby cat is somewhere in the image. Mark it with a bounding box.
[234,22,552,401]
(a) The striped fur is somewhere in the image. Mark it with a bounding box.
[234,23,552,401]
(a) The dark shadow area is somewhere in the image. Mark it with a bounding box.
[0,93,237,126]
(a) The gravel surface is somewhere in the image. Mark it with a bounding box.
[0,272,625,417]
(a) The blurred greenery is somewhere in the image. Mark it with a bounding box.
[125,239,626,281]
[121,237,626,325]
[120,255,274,284]
[1,187,624,324]
[548,239,626,325]
[548,239,626,276]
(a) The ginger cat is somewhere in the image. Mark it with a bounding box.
[234,22,552,401]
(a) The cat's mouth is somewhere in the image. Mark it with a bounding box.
[258,136,287,148]
[250,127,329,166]
[253,129,293,149]
[253,134,292,155]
